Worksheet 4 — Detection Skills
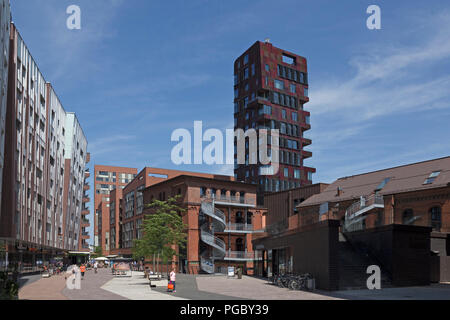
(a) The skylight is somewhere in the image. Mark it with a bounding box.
[424,171,441,185]
[375,177,391,191]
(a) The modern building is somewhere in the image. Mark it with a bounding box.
[108,167,234,256]
[253,156,450,289]
[234,40,315,203]
[79,153,90,252]
[0,0,10,221]
[94,165,138,250]
[62,113,88,251]
[0,23,89,272]
[138,175,266,275]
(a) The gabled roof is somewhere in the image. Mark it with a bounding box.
[299,156,450,208]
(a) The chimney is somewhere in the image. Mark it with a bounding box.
[336,187,343,197]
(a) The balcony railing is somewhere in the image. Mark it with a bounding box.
[225,223,254,232]
[224,251,262,261]
[202,194,256,206]
[346,194,384,219]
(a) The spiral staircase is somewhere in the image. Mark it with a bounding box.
[199,200,227,274]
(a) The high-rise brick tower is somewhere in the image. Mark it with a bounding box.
[233,40,315,203]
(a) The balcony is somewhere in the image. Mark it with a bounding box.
[301,150,312,159]
[81,209,89,215]
[224,251,262,261]
[301,138,312,147]
[223,223,265,234]
[83,184,90,191]
[82,197,90,203]
[85,170,90,178]
[202,195,256,208]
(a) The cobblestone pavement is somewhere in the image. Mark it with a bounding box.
[152,274,245,300]
[195,275,342,300]
[62,268,128,300]
[19,274,68,300]
[101,271,186,300]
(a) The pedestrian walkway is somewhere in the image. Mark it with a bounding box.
[101,271,186,300]
[329,283,450,300]
[62,268,127,300]
[152,273,243,300]
[19,274,67,300]
[195,275,342,300]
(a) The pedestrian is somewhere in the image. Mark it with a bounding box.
[169,268,176,293]
[80,264,86,280]
[94,261,98,274]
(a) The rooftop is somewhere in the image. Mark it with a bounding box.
[299,156,450,208]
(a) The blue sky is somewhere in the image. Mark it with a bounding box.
[10,0,450,244]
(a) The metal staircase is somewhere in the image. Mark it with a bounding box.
[199,199,226,274]
[344,194,384,232]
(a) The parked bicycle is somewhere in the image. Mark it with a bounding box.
[270,273,313,291]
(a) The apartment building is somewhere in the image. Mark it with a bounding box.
[79,153,90,252]
[138,175,266,275]
[62,113,88,251]
[234,40,315,203]
[0,22,88,272]
[108,167,233,256]
[94,165,137,251]
[0,0,10,220]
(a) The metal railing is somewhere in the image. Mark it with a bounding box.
[225,251,260,260]
[225,223,254,232]
[345,194,384,219]
[201,195,256,206]
[200,224,226,254]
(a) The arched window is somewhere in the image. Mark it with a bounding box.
[236,238,244,252]
[430,207,442,231]
[236,212,244,224]
[403,209,414,225]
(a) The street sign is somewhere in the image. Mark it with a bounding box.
[228,266,235,277]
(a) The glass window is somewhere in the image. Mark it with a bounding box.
[265,64,270,72]
[251,64,255,76]
[424,171,441,185]
[282,109,287,119]
[244,54,249,65]
[244,68,249,79]
[282,54,295,65]
[304,87,309,97]
[275,80,284,90]
[430,207,442,231]
[273,92,279,104]
[284,168,289,178]
[403,209,414,225]
[290,83,296,93]
[292,112,298,121]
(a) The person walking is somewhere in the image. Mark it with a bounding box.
[169,268,176,293]
[94,261,98,274]
[80,264,86,280]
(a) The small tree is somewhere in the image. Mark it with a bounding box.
[91,246,103,259]
[133,196,187,275]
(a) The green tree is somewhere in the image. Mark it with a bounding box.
[132,196,187,274]
[91,246,103,258]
